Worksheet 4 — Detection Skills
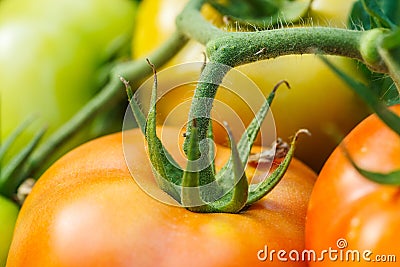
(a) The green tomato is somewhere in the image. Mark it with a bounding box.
[0,196,18,267]
[0,0,136,172]
[0,1,135,264]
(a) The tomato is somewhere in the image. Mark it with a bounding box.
[132,0,369,172]
[305,105,400,266]
[0,196,18,267]
[0,0,136,171]
[7,127,316,266]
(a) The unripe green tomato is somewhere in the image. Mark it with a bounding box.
[132,0,369,171]
[0,0,136,172]
[0,196,18,267]
[0,1,135,264]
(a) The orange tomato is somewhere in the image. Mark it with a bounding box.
[305,105,400,266]
[8,127,316,266]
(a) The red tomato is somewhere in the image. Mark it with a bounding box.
[7,127,316,267]
[305,105,400,266]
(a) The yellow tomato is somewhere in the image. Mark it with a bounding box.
[132,0,369,171]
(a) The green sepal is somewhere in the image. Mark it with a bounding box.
[216,80,288,186]
[209,122,248,213]
[237,80,289,165]
[319,55,400,136]
[146,67,183,202]
[121,76,146,133]
[123,66,184,203]
[246,129,310,206]
[125,62,303,213]
[207,0,311,28]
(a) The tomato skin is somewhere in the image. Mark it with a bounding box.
[132,0,369,172]
[0,196,18,267]
[7,127,316,266]
[0,0,136,170]
[305,105,400,266]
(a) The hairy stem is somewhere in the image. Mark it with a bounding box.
[176,0,225,44]
[207,27,366,67]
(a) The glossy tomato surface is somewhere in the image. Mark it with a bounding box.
[305,105,400,266]
[8,127,316,266]
[132,0,369,172]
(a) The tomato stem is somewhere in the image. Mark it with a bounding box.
[177,0,390,73]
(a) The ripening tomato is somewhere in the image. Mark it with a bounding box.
[305,104,400,266]
[132,0,369,172]
[7,127,316,266]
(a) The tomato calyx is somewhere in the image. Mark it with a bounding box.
[123,61,309,213]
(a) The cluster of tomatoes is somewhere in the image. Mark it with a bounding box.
[2,0,399,266]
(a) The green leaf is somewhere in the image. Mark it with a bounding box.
[348,0,400,106]
[361,0,397,29]
[353,165,400,185]
[343,147,400,185]
[320,56,400,136]
[207,0,311,28]
[378,28,400,90]
[380,0,400,26]
[349,0,372,30]
[349,0,400,105]
[350,0,399,30]
[0,116,35,161]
